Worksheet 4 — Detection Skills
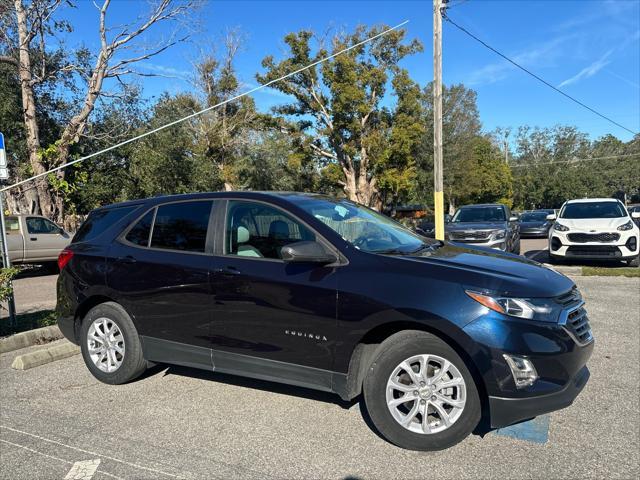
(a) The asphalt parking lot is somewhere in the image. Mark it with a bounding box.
[1,273,638,479]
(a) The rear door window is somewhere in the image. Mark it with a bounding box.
[73,206,137,243]
[150,201,212,253]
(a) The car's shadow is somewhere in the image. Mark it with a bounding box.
[14,264,58,279]
[141,362,495,443]
[523,249,634,268]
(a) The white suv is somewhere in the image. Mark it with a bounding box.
[548,198,640,266]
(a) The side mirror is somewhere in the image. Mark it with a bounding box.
[546,214,556,221]
[281,241,337,265]
[509,216,518,222]
[632,212,640,219]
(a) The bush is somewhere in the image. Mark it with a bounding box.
[0,267,19,306]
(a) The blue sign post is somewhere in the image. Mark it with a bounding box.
[0,132,17,326]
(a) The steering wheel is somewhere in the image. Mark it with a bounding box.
[352,236,370,249]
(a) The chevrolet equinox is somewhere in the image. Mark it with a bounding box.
[57,192,593,451]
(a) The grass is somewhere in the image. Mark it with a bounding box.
[582,266,640,278]
[0,309,58,337]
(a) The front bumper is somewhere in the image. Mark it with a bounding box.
[520,227,549,238]
[463,307,594,429]
[550,229,639,260]
[489,365,590,428]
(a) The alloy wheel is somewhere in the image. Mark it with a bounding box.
[87,317,126,373]
[385,354,466,434]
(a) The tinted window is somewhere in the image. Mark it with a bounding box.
[225,201,315,259]
[125,210,155,247]
[560,202,626,219]
[73,206,136,243]
[26,217,61,234]
[520,212,548,222]
[150,201,212,252]
[452,207,506,223]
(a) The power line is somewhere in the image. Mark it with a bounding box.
[443,13,638,136]
[1,20,409,193]
[510,152,640,168]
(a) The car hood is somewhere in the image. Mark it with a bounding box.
[384,244,574,298]
[446,222,505,231]
[556,217,629,230]
[520,221,548,228]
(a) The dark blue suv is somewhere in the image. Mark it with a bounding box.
[56,192,593,451]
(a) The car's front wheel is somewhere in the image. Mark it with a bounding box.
[80,302,148,384]
[363,331,481,451]
[627,255,639,267]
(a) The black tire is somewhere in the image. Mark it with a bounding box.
[513,239,521,255]
[79,302,147,385]
[627,255,639,267]
[363,330,481,451]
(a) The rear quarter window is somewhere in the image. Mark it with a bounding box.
[73,206,138,243]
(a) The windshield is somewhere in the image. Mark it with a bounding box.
[452,206,506,223]
[520,212,548,222]
[296,197,427,254]
[560,202,626,219]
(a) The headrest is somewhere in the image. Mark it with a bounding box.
[269,220,290,239]
[236,225,250,244]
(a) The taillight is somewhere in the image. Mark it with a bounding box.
[57,249,74,270]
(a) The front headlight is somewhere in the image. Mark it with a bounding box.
[618,220,634,231]
[493,230,506,240]
[466,290,557,321]
[554,222,570,232]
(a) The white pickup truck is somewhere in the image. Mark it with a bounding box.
[3,214,71,266]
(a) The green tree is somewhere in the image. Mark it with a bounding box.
[257,25,422,208]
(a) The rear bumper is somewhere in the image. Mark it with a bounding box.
[489,365,590,428]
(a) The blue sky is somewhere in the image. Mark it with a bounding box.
[64,0,640,142]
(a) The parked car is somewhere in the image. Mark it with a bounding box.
[518,210,554,238]
[445,204,520,253]
[3,214,71,267]
[628,204,640,227]
[548,198,640,266]
[415,214,452,238]
[57,192,593,451]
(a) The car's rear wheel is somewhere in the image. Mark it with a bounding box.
[363,331,481,451]
[80,302,147,384]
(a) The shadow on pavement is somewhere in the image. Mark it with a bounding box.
[15,264,59,279]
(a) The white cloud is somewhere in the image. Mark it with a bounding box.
[558,50,613,88]
[466,35,571,86]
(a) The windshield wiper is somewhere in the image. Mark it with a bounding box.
[374,242,441,255]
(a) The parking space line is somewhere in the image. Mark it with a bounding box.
[0,425,185,479]
[493,415,550,444]
[0,439,122,480]
[64,459,101,480]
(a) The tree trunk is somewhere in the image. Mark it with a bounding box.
[223,181,234,191]
[14,0,51,216]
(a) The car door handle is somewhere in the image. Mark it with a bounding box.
[117,255,137,264]
[30,237,37,241]
[216,266,241,276]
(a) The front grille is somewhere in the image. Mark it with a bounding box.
[449,231,490,242]
[563,306,593,346]
[566,245,621,257]
[555,287,581,307]
[567,232,620,243]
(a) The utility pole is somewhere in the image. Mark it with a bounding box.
[433,0,446,240]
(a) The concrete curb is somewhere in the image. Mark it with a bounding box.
[11,341,79,370]
[0,325,63,354]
